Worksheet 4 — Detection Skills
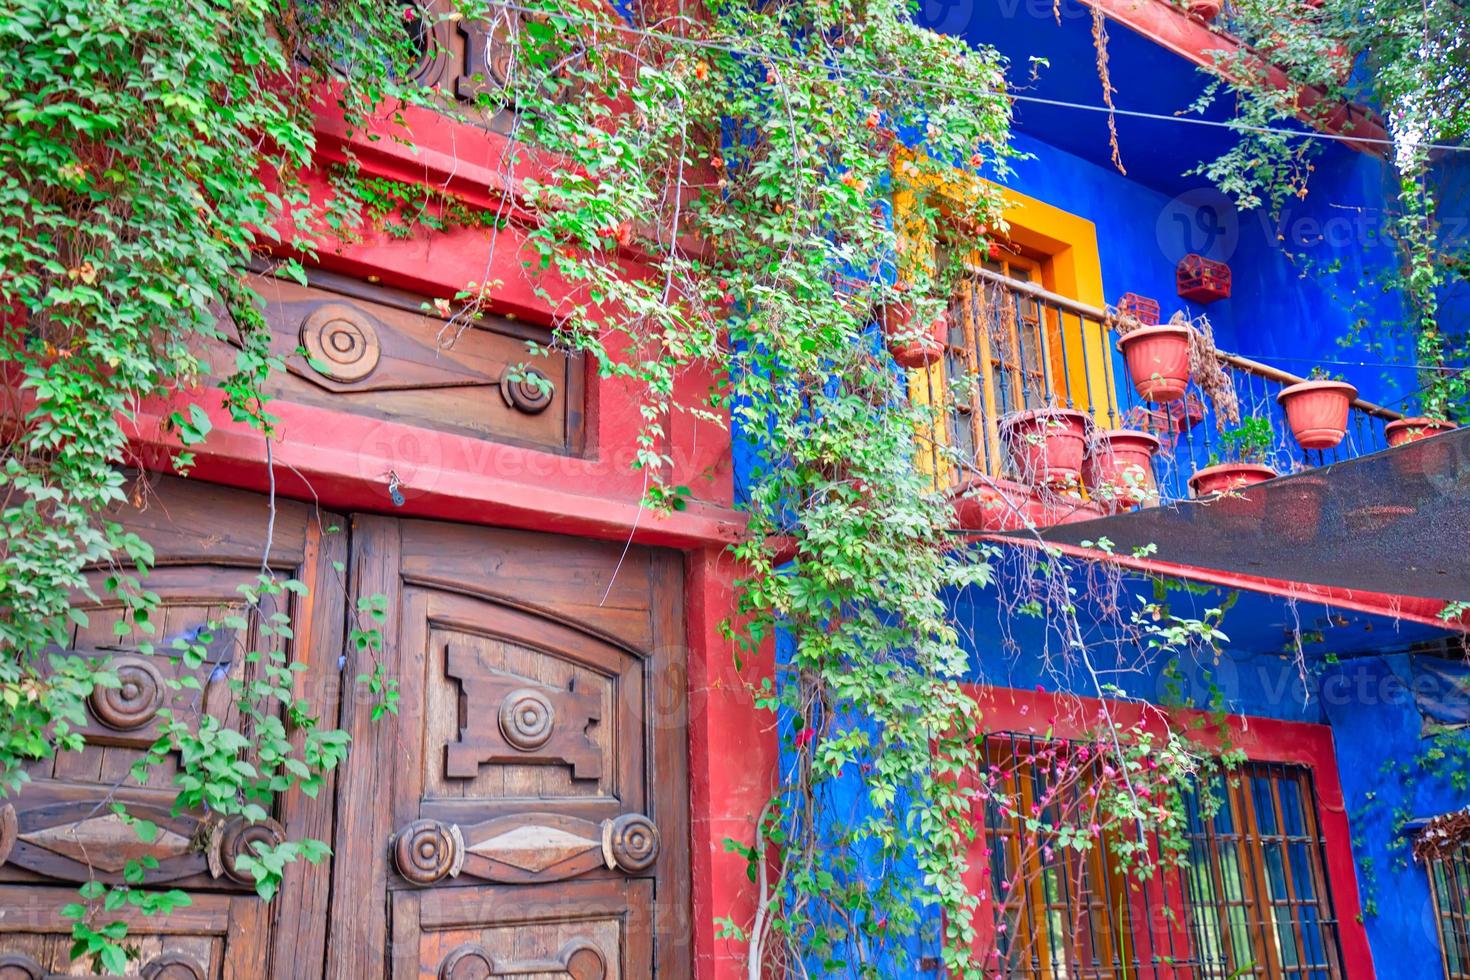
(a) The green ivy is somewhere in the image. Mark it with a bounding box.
[1177,0,1470,420]
[1,0,1277,972]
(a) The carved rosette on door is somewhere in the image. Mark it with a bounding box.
[0,633,286,891]
[390,642,660,887]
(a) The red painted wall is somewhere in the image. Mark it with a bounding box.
[120,98,771,980]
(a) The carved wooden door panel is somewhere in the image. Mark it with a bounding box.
[327,518,690,980]
[0,477,345,979]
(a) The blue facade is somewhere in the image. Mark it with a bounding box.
[971,33,1470,974]
[755,7,1467,976]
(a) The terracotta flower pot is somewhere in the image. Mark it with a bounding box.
[1385,417,1457,447]
[1276,379,1357,450]
[880,301,946,369]
[1187,0,1222,19]
[1188,462,1278,497]
[1116,324,1191,404]
[948,478,1090,532]
[1189,462,1277,528]
[1000,407,1092,488]
[1083,429,1161,513]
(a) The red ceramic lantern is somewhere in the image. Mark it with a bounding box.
[1176,254,1231,303]
[1117,292,1161,326]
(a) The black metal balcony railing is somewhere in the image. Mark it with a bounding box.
[916,266,1401,504]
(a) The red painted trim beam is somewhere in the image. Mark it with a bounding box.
[981,535,1456,628]
[1083,0,1389,153]
[965,684,1376,976]
[127,390,744,550]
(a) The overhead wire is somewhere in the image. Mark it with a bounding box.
[469,0,1470,153]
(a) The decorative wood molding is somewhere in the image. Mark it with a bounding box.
[3,797,211,886]
[601,812,660,873]
[0,951,207,980]
[206,815,287,885]
[227,273,578,453]
[392,818,465,886]
[394,811,661,885]
[443,645,603,781]
[436,938,608,980]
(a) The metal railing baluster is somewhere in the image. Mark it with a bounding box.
[944,266,1407,506]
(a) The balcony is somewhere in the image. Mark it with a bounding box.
[919,266,1402,531]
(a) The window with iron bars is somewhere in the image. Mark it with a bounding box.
[1417,827,1470,980]
[978,733,1347,979]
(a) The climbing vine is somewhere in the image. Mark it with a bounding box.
[3,0,1280,973]
[1177,0,1470,420]
[0,0,425,967]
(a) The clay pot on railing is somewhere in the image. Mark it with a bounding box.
[879,301,946,369]
[1276,379,1357,450]
[1082,429,1161,514]
[1385,417,1458,447]
[1000,407,1092,488]
[1116,324,1191,403]
[1188,461,1278,528]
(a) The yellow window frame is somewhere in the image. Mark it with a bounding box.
[891,152,1116,487]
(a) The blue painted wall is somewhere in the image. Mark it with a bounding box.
[746,20,1470,975]
[1319,654,1470,980]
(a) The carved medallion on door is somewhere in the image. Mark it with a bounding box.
[0,478,346,979]
[328,518,690,979]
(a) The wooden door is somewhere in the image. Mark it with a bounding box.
[327,517,691,980]
[0,477,345,979]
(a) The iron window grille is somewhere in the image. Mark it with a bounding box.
[1414,811,1470,980]
[978,733,1347,979]
[1426,845,1470,980]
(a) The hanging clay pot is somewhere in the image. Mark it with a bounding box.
[880,301,946,369]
